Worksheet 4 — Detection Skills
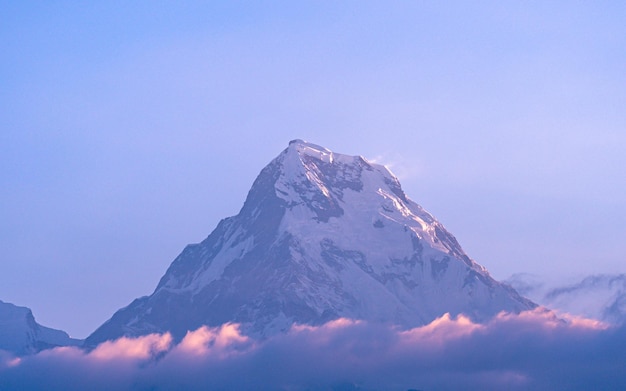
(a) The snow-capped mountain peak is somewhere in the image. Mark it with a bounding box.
[86,140,534,346]
[275,139,374,210]
[275,139,478,269]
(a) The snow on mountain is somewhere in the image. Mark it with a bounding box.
[507,273,626,324]
[86,140,535,346]
[0,300,81,355]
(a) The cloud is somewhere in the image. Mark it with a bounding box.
[1,310,625,391]
[90,332,172,361]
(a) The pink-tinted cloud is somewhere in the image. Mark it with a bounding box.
[90,332,172,361]
[1,310,625,391]
[174,323,252,358]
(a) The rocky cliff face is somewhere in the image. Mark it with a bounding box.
[87,140,534,346]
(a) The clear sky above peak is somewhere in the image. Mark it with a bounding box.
[1,1,624,338]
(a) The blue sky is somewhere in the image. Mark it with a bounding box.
[1,2,625,338]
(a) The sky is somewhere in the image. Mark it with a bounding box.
[1,1,625,339]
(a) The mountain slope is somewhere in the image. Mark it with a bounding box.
[0,300,81,355]
[87,140,534,345]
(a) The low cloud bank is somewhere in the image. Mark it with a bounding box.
[1,309,625,391]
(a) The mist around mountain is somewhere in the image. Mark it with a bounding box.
[86,140,534,346]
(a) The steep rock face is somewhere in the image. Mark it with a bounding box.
[87,140,534,345]
[0,300,81,355]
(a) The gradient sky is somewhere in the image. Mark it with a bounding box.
[1,2,625,338]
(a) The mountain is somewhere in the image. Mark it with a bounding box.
[507,273,626,324]
[87,140,535,346]
[0,300,81,355]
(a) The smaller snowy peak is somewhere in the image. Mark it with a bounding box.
[507,273,626,325]
[0,300,81,355]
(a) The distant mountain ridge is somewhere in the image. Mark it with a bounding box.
[87,140,535,346]
[0,300,81,355]
[507,273,626,324]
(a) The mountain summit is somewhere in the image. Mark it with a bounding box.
[87,140,534,345]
